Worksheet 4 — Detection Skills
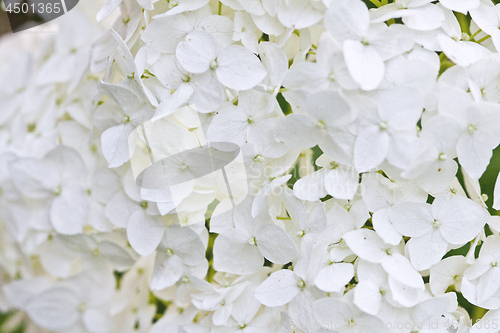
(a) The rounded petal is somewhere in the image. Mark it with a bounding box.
[293,169,328,201]
[25,288,80,331]
[307,90,355,129]
[142,15,192,53]
[353,280,382,316]
[254,269,300,307]
[389,201,433,237]
[443,0,479,14]
[372,209,402,246]
[407,232,448,271]
[381,253,424,290]
[402,4,445,31]
[164,224,206,266]
[388,275,423,307]
[212,228,263,275]
[324,0,368,42]
[343,229,388,263]
[101,124,135,168]
[274,114,323,148]
[126,210,164,257]
[324,167,358,200]
[313,298,353,330]
[314,263,354,293]
[150,253,184,290]
[354,126,389,172]
[457,130,495,180]
[9,158,58,199]
[176,30,218,74]
[433,196,489,245]
[430,256,469,295]
[256,224,298,264]
[344,41,384,91]
[216,45,267,90]
[50,185,88,235]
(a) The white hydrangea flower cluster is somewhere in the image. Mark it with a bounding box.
[1,0,500,332]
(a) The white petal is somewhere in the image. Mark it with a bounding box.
[189,72,223,113]
[354,125,389,172]
[148,117,200,158]
[417,159,458,194]
[44,146,87,185]
[201,15,234,49]
[90,168,121,204]
[477,268,500,304]
[457,130,495,180]
[438,35,492,67]
[254,269,300,307]
[99,241,135,271]
[96,0,122,23]
[430,256,470,295]
[283,62,328,92]
[3,277,52,308]
[344,41,384,91]
[274,114,323,148]
[402,4,445,31]
[371,24,414,61]
[324,0,368,42]
[372,209,402,246]
[313,297,353,330]
[37,241,75,278]
[307,90,355,129]
[9,159,58,199]
[469,3,498,36]
[389,201,433,237]
[324,166,358,200]
[288,290,319,332]
[343,229,388,263]
[164,224,206,266]
[353,280,382,316]
[212,228,263,275]
[126,210,164,256]
[101,124,135,168]
[142,15,192,53]
[414,295,454,323]
[256,224,298,264]
[252,175,291,218]
[150,253,184,290]
[50,185,88,235]
[153,0,209,18]
[433,195,489,245]
[82,308,114,333]
[25,288,80,331]
[258,42,288,88]
[277,0,324,29]
[378,87,423,129]
[388,275,423,307]
[442,0,479,13]
[105,192,138,228]
[381,253,424,290]
[314,263,354,293]
[293,169,328,201]
[407,231,448,271]
[176,30,218,74]
[216,45,267,90]
[206,106,248,146]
